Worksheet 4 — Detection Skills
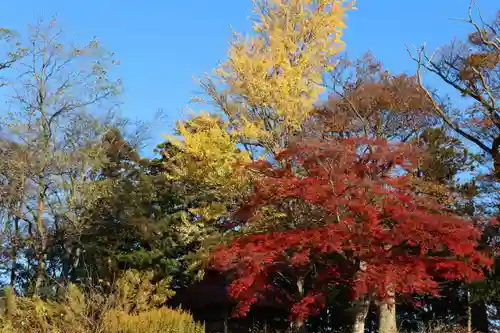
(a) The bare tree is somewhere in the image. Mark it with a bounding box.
[408,2,499,179]
[313,52,439,143]
[0,17,121,295]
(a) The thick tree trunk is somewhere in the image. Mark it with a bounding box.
[352,297,370,333]
[352,260,370,333]
[378,292,397,333]
[294,320,306,333]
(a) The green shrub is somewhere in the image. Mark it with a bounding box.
[102,307,205,333]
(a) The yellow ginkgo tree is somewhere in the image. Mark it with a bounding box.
[207,0,355,155]
[162,1,355,314]
[166,0,354,222]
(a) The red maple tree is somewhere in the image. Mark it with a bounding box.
[210,138,492,320]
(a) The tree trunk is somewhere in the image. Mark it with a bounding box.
[368,308,374,333]
[472,299,489,333]
[492,135,499,180]
[467,289,472,333]
[34,186,46,295]
[295,277,306,333]
[223,307,228,333]
[352,297,370,333]
[9,215,19,289]
[378,292,397,333]
[294,320,306,333]
[34,49,49,296]
[62,245,70,285]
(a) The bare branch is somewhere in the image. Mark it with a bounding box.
[406,44,493,155]
[450,0,499,51]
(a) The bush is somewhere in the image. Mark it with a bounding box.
[102,307,205,333]
[0,270,204,333]
[0,285,96,333]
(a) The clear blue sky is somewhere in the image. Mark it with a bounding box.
[0,0,497,153]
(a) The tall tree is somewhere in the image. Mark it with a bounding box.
[308,52,445,332]
[210,138,492,333]
[73,130,199,291]
[170,0,356,217]
[408,4,499,331]
[196,0,355,158]
[0,18,120,295]
[168,3,354,329]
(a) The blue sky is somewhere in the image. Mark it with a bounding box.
[0,0,497,153]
